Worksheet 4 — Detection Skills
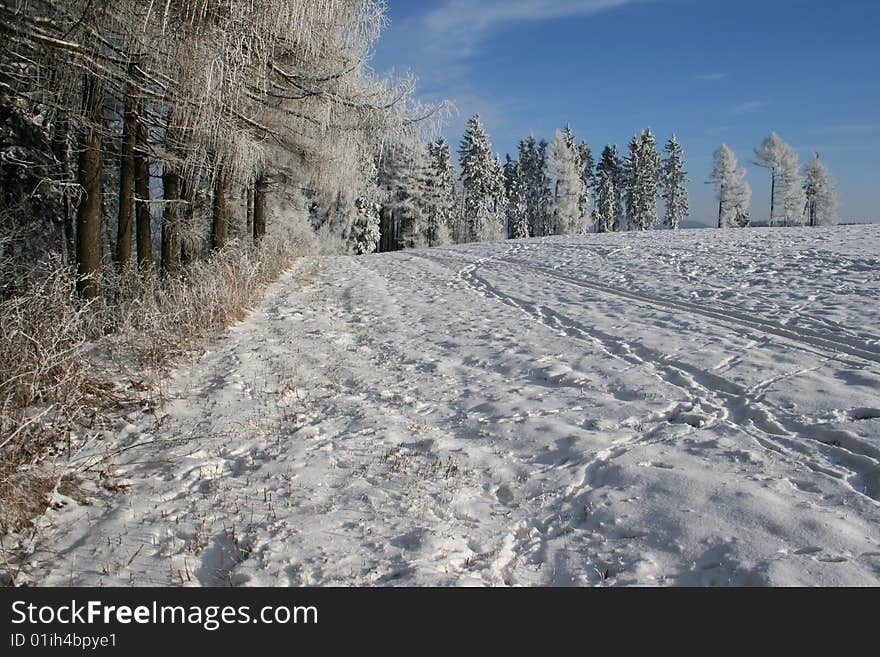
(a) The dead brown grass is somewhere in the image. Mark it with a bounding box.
[0,230,308,545]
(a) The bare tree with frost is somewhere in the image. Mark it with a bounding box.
[754,132,804,227]
[779,145,806,226]
[711,144,751,228]
[802,153,838,227]
[754,133,786,226]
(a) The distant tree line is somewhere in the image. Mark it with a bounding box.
[373,119,841,252]
[374,114,691,252]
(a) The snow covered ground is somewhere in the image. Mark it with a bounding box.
[19,225,880,586]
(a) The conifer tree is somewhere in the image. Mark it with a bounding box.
[379,143,429,250]
[491,153,509,226]
[424,138,456,245]
[459,115,505,242]
[534,139,553,236]
[593,169,616,233]
[577,140,594,222]
[625,129,660,231]
[596,145,624,231]
[505,155,529,239]
[549,127,587,235]
[351,197,381,254]
[516,136,552,238]
[661,134,689,229]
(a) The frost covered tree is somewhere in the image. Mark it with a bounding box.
[378,143,430,250]
[711,144,751,228]
[660,134,689,229]
[517,136,552,237]
[802,153,838,227]
[0,0,436,294]
[624,129,661,231]
[578,141,595,192]
[350,197,381,254]
[779,145,806,226]
[491,154,509,226]
[593,170,616,233]
[424,138,456,246]
[505,156,530,239]
[459,115,506,242]
[549,127,588,235]
[596,145,625,231]
[754,132,804,227]
[577,140,594,224]
[754,132,785,226]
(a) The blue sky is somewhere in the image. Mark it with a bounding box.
[370,0,880,224]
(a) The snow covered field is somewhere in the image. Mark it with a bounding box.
[21,225,880,586]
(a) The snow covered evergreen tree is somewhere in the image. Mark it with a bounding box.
[596,145,625,231]
[660,134,689,229]
[593,169,616,233]
[577,140,594,223]
[505,158,530,239]
[378,142,430,250]
[424,138,455,246]
[802,153,838,227]
[711,144,751,228]
[459,114,505,242]
[350,197,381,254]
[549,127,588,235]
[535,139,555,236]
[491,153,509,228]
[517,136,552,237]
[625,129,660,231]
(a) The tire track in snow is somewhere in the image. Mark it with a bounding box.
[428,247,880,505]
[499,256,880,366]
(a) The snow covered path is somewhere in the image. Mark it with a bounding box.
[24,226,880,586]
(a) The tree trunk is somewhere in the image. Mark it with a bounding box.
[211,169,228,250]
[245,177,254,240]
[161,164,180,277]
[134,115,152,270]
[180,175,196,266]
[52,111,76,264]
[379,206,391,253]
[718,182,724,228]
[115,81,136,271]
[75,74,103,299]
[769,171,776,227]
[253,173,267,241]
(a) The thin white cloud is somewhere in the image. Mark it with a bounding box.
[729,100,767,115]
[423,0,645,56]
